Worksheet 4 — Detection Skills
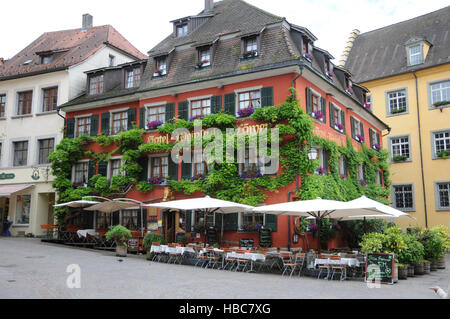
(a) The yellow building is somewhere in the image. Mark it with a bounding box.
[343,7,450,230]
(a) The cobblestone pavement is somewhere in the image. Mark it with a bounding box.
[0,238,448,299]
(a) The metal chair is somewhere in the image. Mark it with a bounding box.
[234,250,250,272]
[293,253,306,277]
[194,246,209,267]
[281,253,297,277]
[317,254,331,280]
[330,255,347,281]
[204,248,221,269]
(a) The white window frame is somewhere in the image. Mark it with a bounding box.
[34,135,56,166]
[352,116,362,138]
[10,138,31,168]
[408,44,422,66]
[148,154,170,181]
[107,156,125,180]
[428,79,450,109]
[389,135,412,162]
[431,129,450,159]
[187,95,213,119]
[72,159,90,184]
[0,91,7,118]
[74,114,92,137]
[145,102,166,127]
[385,88,408,116]
[110,108,129,136]
[339,155,346,176]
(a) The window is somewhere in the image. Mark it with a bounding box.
[147,105,165,124]
[241,212,264,229]
[240,147,264,175]
[345,77,353,94]
[95,212,111,229]
[433,130,450,158]
[111,111,128,135]
[40,55,53,65]
[387,89,407,115]
[357,164,364,181]
[76,117,91,137]
[312,93,320,113]
[390,136,410,161]
[121,210,140,231]
[369,128,380,150]
[13,141,28,167]
[408,45,422,66]
[198,47,211,67]
[38,138,54,164]
[14,195,31,225]
[393,184,414,211]
[430,80,450,107]
[17,91,33,115]
[191,98,211,118]
[238,90,261,111]
[375,170,383,186]
[150,156,169,179]
[74,162,89,184]
[154,57,167,76]
[89,74,104,95]
[194,211,214,228]
[330,103,344,132]
[243,36,258,59]
[176,24,188,37]
[339,155,346,176]
[0,94,5,117]
[193,152,207,176]
[110,159,122,177]
[365,94,372,111]
[109,55,116,67]
[436,182,450,210]
[351,117,362,141]
[42,87,58,112]
[125,67,141,88]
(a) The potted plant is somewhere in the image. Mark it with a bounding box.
[431,225,450,269]
[433,100,450,108]
[143,232,165,260]
[355,134,365,143]
[398,264,408,280]
[393,155,408,162]
[436,150,450,158]
[146,120,164,130]
[311,110,324,121]
[295,217,309,235]
[416,229,446,271]
[106,225,132,257]
[304,52,313,61]
[334,123,344,132]
[373,143,381,151]
[237,107,255,117]
[391,108,406,114]
[423,260,431,274]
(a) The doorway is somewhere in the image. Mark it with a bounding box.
[163,210,176,243]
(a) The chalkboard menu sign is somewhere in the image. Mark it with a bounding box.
[207,228,217,245]
[259,229,272,248]
[365,253,395,285]
[127,238,139,253]
[239,238,254,248]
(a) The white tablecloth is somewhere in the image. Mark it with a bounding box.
[150,245,195,255]
[314,258,360,267]
[77,229,98,238]
[226,252,266,262]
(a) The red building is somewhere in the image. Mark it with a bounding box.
[58,0,389,250]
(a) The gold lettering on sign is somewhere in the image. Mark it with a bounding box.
[147,134,170,144]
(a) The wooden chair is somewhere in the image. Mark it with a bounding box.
[194,246,208,267]
[280,253,297,277]
[330,255,346,281]
[317,254,331,280]
[234,249,250,272]
[293,253,306,277]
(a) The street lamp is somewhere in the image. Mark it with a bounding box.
[308,148,318,161]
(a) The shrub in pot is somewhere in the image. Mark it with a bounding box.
[407,264,415,277]
[106,225,132,257]
[431,225,449,269]
[423,260,431,274]
[398,264,408,280]
[143,232,165,260]
[416,229,445,270]
[398,234,424,276]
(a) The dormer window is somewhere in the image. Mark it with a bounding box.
[325,59,333,78]
[176,24,188,37]
[153,56,167,77]
[303,38,313,61]
[125,67,141,88]
[89,74,104,95]
[408,44,422,66]
[242,36,258,59]
[345,77,353,95]
[40,54,53,65]
[196,46,211,69]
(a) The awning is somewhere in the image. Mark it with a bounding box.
[0,184,35,197]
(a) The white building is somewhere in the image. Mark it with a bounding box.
[0,14,147,236]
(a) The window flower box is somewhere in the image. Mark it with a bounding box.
[391,108,407,114]
[326,71,334,78]
[372,143,381,151]
[334,123,344,132]
[360,179,367,187]
[356,134,364,143]
[243,50,258,59]
[433,100,450,108]
[311,110,324,121]
[340,174,347,179]
[153,70,163,77]
[241,170,263,179]
[238,107,255,117]
[146,120,163,130]
[316,166,325,175]
[436,149,450,159]
[304,52,313,62]
[189,115,204,122]
[196,60,210,69]
[191,174,205,182]
[307,222,318,233]
[148,177,164,185]
[345,87,354,95]
[393,155,408,162]
[364,102,371,110]
[240,223,263,233]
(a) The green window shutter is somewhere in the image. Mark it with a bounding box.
[224,93,236,116]
[178,101,189,121]
[88,160,96,180]
[137,156,149,181]
[261,87,273,107]
[214,213,222,230]
[323,151,329,175]
[168,155,179,181]
[264,214,278,232]
[341,110,346,133]
[181,152,192,180]
[165,103,175,123]
[369,129,374,148]
[211,95,222,114]
[320,97,327,124]
[376,132,381,145]
[101,113,110,136]
[90,115,99,137]
[66,118,75,138]
[306,88,312,115]
[185,210,192,232]
[98,161,108,177]
[127,108,137,130]
[139,108,146,129]
[360,122,365,141]
[224,213,238,231]
[350,117,356,139]
[329,103,335,128]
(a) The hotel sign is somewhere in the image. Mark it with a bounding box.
[0,173,15,180]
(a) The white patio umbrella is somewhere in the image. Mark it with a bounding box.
[255,197,389,253]
[84,200,137,213]
[53,200,100,208]
[145,196,254,245]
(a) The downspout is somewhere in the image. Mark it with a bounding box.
[57,108,66,135]
[413,71,428,228]
[286,63,305,251]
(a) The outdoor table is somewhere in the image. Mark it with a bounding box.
[226,252,266,272]
[77,229,99,238]
[314,258,360,268]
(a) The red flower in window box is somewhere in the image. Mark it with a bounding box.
[364,102,371,109]
[311,110,324,120]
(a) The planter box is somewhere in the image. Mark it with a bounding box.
[430,262,438,271]
[414,263,424,275]
[436,258,446,269]
[407,265,415,277]
[115,245,127,257]
[398,266,408,280]
[423,262,431,274]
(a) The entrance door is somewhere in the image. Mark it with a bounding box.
[164,211,176,243]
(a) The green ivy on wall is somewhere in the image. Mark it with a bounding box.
[50,89,391,225]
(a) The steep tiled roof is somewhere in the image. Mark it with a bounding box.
[345,6,450,83]
[0,25,147,80]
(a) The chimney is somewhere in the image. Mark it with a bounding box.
[82,14,93,31]
[205,0,214,12]
[339,29,360,67]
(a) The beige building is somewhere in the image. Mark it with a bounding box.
[0,15,146,236]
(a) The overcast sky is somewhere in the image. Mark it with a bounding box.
[1,0,448,62]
